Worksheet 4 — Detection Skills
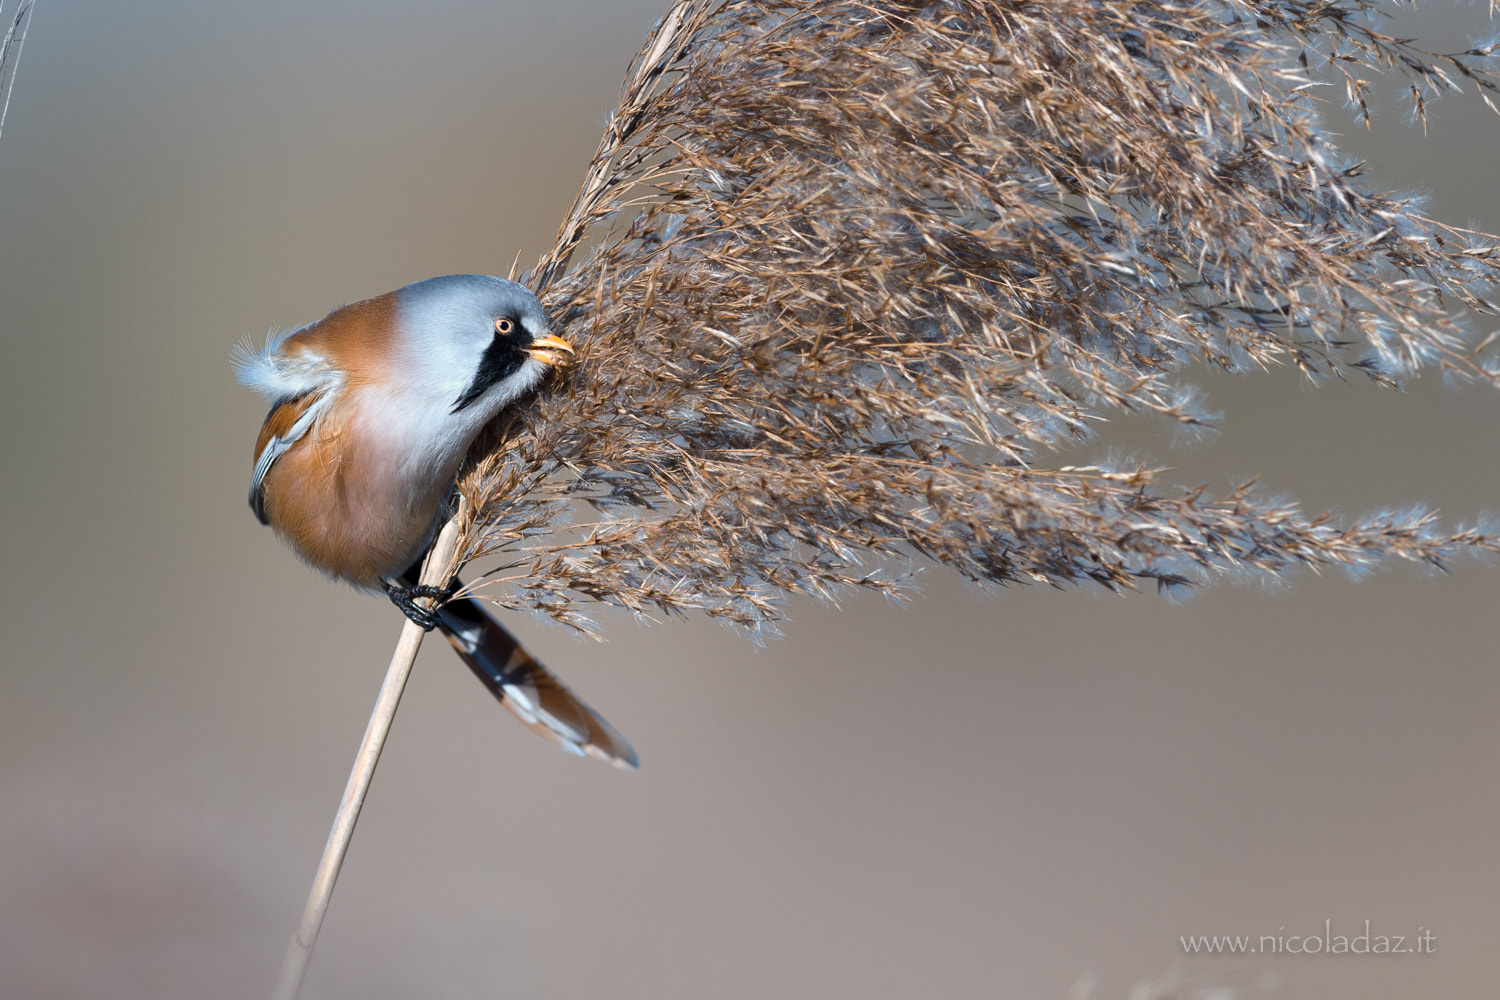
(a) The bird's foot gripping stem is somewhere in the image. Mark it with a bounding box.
[384,580,456,631]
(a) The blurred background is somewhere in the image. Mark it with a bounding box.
[0,2,1497,998]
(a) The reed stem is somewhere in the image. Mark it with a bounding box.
[270,515,464,1000]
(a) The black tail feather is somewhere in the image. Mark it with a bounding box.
[400,568,638,768]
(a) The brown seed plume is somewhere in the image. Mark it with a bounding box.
[438,0,1500,634]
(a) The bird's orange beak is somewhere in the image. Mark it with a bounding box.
[527,334,576,367]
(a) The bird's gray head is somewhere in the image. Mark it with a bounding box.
[395,274,570,416]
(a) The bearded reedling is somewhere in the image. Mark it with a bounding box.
[236,274,636,767]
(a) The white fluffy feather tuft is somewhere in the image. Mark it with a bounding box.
[232,326,336,400]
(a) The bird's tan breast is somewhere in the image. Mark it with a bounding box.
[250,290,442,587]
[255,404,441,589]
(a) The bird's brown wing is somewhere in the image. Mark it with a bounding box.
[249,389,330,525]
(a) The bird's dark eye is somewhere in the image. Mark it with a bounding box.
[495,318,515,335]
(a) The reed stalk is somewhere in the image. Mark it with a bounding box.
[270,514,464,1000]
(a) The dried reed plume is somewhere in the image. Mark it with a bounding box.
[437,0,1500,634]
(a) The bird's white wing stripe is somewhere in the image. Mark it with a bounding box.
[249,394,331,509]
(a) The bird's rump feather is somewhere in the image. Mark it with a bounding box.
[232,327,335,402]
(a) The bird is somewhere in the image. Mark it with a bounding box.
[234,274,638,769]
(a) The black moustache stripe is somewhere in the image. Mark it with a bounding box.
[452,329,527,413]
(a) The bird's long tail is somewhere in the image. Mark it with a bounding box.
[409,575,638,769]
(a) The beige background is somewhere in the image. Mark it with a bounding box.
[1,3,1497,998]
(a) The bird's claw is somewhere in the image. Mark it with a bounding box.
[384,581,455,632]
